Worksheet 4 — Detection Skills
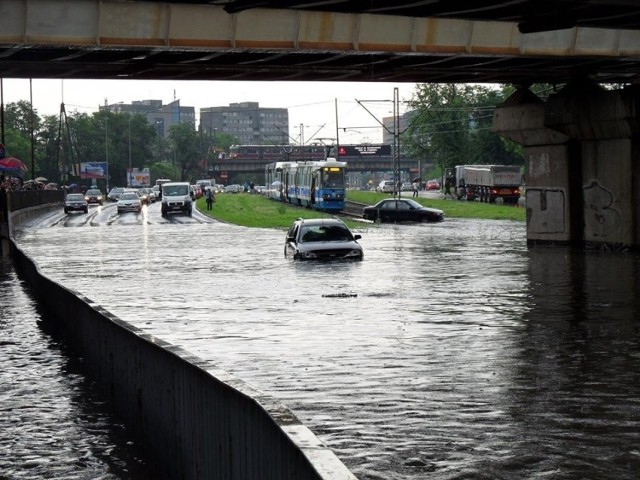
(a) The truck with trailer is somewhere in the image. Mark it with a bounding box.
[454,165,522,204]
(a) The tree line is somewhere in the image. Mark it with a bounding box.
[404,83,532,180]
[1,101,238,188]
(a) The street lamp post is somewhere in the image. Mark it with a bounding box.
[128,116,132,188]
[105,113,109,193]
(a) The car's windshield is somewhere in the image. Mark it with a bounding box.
[163,185,189,195]
[86,189,100,195]
[120,193,138,200]
[300,224,353,242]
[66,194,84,201]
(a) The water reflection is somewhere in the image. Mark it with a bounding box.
[0,258,162,479]
[12,217,640,479]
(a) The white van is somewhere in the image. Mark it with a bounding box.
[376,180,395,193]
[160,182,193,217]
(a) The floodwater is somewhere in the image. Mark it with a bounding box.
[0,257,161,480]
[9,201,640,480]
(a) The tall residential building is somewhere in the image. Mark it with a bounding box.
[382,111,415,145]
[200,102,289,146]
[101,99,196,138]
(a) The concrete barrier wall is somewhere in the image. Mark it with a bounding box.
[10,236,357,479]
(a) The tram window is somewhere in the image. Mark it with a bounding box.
[323,170,343,187]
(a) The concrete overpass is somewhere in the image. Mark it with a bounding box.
[2,0,640,250]
[2,0,640,83]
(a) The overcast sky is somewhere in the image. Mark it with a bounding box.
[2,78,418,145]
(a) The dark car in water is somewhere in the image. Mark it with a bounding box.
[84,188,104,205]
[362,198,445,223]
[64,193,88,214]
[285,218,363,261]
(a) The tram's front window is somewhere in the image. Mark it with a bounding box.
[323,168,344,188]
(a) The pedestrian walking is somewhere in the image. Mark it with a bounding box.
[205,188,214,210]
[444,179,453,199]
[412,182,419,198]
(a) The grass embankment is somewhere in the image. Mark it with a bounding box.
[196,194,344,228]
[197,190,525,228]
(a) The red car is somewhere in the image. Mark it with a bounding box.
[426,180,440,190]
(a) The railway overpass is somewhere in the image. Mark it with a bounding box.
[214,145,424,181]
[2,0,640,250]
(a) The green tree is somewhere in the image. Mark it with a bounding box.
[168,122,202,181]
[2,101,44,177]
[4,100,41,140]
[206,131,238,178]
[38,113,67,183]
[406,84,523,175]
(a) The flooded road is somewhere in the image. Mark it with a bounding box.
[0,257,161,479]
[10,200,640,479]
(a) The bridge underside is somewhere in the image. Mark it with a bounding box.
[2,1,640,84]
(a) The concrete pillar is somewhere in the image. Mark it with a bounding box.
[545,80,640,250]
[493,86,571,246]
[494,81,640,250]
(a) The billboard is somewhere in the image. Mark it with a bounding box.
[127,168,151,187]
[335,145,391,156]
[80,162,107,179]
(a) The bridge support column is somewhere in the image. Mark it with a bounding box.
[494,80,640,250]
[493,86,571,246]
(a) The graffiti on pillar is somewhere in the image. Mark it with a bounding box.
[526,188,566,234]
[583,180,621,239]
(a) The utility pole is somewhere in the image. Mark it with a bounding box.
[356,88,403,197]
[128,116,132,188]
[104,99,109,193]
[335,98,340,159]
[393,87,401,198]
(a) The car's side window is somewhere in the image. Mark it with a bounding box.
[396,201,410,210]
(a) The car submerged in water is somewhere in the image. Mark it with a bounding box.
[362,198,445,223]
[284,217,363,261]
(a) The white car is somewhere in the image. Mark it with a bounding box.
[117,191,142,214]
[224,184,242,193]
[376,180,395,193]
